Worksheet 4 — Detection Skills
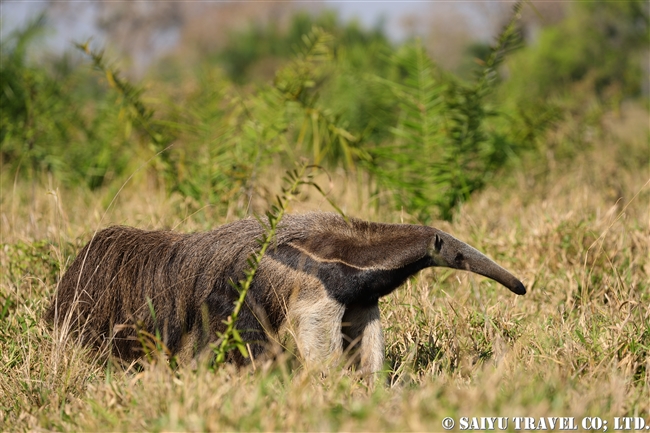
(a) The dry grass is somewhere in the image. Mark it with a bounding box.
[1,104,648,431]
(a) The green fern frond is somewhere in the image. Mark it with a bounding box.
[368,3,524,222]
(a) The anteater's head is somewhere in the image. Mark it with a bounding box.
[428,230,526,295]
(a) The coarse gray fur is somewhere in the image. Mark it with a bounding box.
[46,212,525,374]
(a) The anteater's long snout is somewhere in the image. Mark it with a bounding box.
[430,230,526,295]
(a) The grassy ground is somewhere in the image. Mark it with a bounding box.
[1,104,648,431]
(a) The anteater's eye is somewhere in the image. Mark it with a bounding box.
[455,252,465,264]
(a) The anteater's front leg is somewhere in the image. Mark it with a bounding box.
[342,302,384,375]
[292,294,347,369]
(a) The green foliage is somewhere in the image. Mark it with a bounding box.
[510,1,648,102]
[367,42,447,220]
[273,27,362,168]
[2,3,646,221]
[1,240,62,287]
[75,42,183,191]
[217,11,390,83]
[0,15,83,182]
[203,12,396,169]
[435,6,523,219]
[368,4,524,222]
[173,26,365,215]
[496,0,648,161]
[0,240,62,372]
[0,18,159,189]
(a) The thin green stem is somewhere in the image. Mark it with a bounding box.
[213,163,312,365]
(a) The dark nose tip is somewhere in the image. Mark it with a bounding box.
[510,280,526,295]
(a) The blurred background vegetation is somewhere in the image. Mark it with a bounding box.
[1,0,648,222]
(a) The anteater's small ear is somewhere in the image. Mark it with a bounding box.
[427,232,446,267]
[432,233,443,253]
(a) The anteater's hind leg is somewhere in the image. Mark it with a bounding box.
[342,302,384,376]
[177,303,270,369]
